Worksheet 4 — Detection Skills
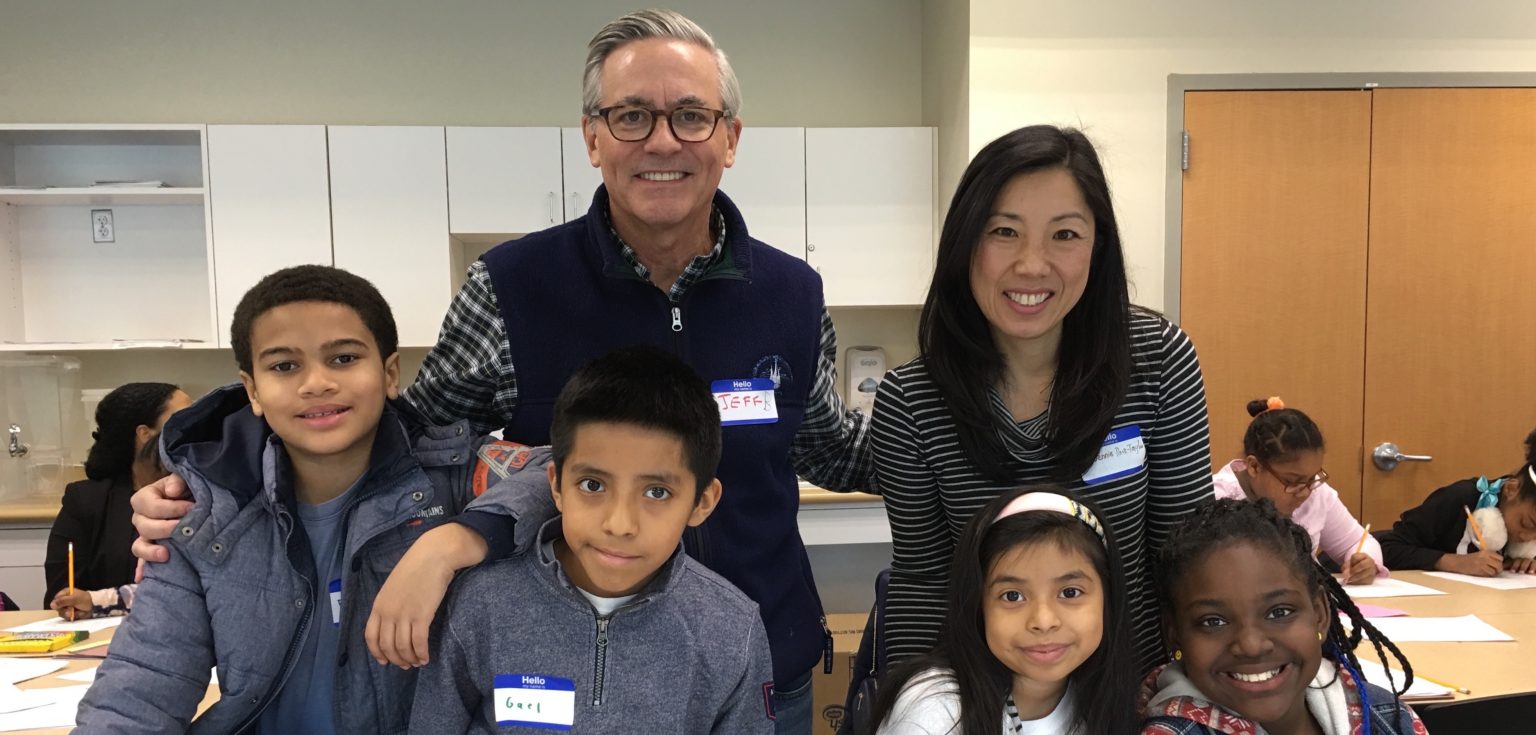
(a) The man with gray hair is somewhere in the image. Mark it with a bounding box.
[129,9,869,732]
[399,9,870,733]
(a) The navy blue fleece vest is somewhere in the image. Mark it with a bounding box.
[481,185,827,683]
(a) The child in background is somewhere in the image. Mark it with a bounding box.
[1376,427,1536,576]
[1211,397,1385,585]
[45,382,192,616]
[1141,498,1425,735]
[410,346,774,734]
[867,487,1138,735]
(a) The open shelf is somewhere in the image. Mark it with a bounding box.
[0,187,206,206]
[0,341,218,352]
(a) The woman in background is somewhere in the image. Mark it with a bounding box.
[44,382,190,616]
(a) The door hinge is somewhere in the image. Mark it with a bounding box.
[1181,130,1190,171]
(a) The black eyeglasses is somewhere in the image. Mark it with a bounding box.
[1262,465,1329,495]
[594,105,730,143]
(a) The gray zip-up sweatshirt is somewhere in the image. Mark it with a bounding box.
[409,517,775,734]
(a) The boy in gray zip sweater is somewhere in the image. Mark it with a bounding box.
[409,346,775,734]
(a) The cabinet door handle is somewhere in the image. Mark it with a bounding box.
[568,191,581,220]
[547,191,557,225]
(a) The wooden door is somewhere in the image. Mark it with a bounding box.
[1362,88,1536,527]
[1179,91,1374,514]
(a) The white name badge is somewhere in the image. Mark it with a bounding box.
[494,674,576,730]
[711,379,779,426]
[328,579,342,626]
[1082,425,1146,485]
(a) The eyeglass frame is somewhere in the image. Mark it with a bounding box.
[592,104,732,143]
[1259,463,1329,495]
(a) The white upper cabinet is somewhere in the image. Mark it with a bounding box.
[561,127,604,222]
[207,125,332,347]
[327,126,451,348]
[446,127,563,238]
[720,127,806,259]
[806,128,935,307]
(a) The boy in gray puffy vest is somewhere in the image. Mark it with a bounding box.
[410,346,774,734]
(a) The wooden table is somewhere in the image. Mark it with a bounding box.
[1350,571,1536,705]
[0,609,218,734]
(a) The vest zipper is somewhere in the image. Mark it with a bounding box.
[592,616,611,706]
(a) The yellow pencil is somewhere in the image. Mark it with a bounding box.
[1354,524,1372,557]
[1415,671,1472,696]
[1464,505,1489,550]
[66,541,75,622]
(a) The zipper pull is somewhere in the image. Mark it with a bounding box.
[821,615,833,674]
[670,306,683,333]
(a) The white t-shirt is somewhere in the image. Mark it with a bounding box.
[876,668,1077,734]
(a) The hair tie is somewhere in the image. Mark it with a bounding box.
[1476,476,1504,510]
[1264,396,1285,413]
[90,430,100,441]
[1528,465,1536,489]
[992,491,1108,546]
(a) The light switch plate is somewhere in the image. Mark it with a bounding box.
[91,209,114,243]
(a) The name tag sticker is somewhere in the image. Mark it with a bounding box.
[328,579,342,626]
[711,379,779,426]
[1082,425,1146,485]
[494,674,577,730]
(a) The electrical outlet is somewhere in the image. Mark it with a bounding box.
[91,209,115,243]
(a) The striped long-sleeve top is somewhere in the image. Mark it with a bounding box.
[872,312,1212,670]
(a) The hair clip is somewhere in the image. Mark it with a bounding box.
[1265,396,1285,412]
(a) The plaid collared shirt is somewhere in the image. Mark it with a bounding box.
[403,206,874,491]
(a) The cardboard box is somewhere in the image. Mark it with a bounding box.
[812,612,869,735]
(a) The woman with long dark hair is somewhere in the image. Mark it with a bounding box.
[44,382,190,614]
[868,487,1139,734]
[873,125,1212,670]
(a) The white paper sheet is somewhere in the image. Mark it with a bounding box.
[55,667,98,683]
[1424,570,1536,590]
[0,684,89,731]
[1358,614,1514,642]
[1353,658,1454,700]
[0,659,65,685]
[4,615,123,634]
[1340,577,1447,599]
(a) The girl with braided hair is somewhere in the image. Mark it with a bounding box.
[1140,498,1425,735]
[1212,397,1385,585]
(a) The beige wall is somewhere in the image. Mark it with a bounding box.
[921,0,969,215]
[967,0,1536,311]
[0,0,922,126]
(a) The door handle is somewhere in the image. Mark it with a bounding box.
[568,191,581,221]
[1372,442,1432,472]
[547,191,557,225]
[7,424,27,458]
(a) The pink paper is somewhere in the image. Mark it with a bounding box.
[1356,604,1408,618]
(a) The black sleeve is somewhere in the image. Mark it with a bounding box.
[43,482,96,605]
[1375,480,1480,570]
